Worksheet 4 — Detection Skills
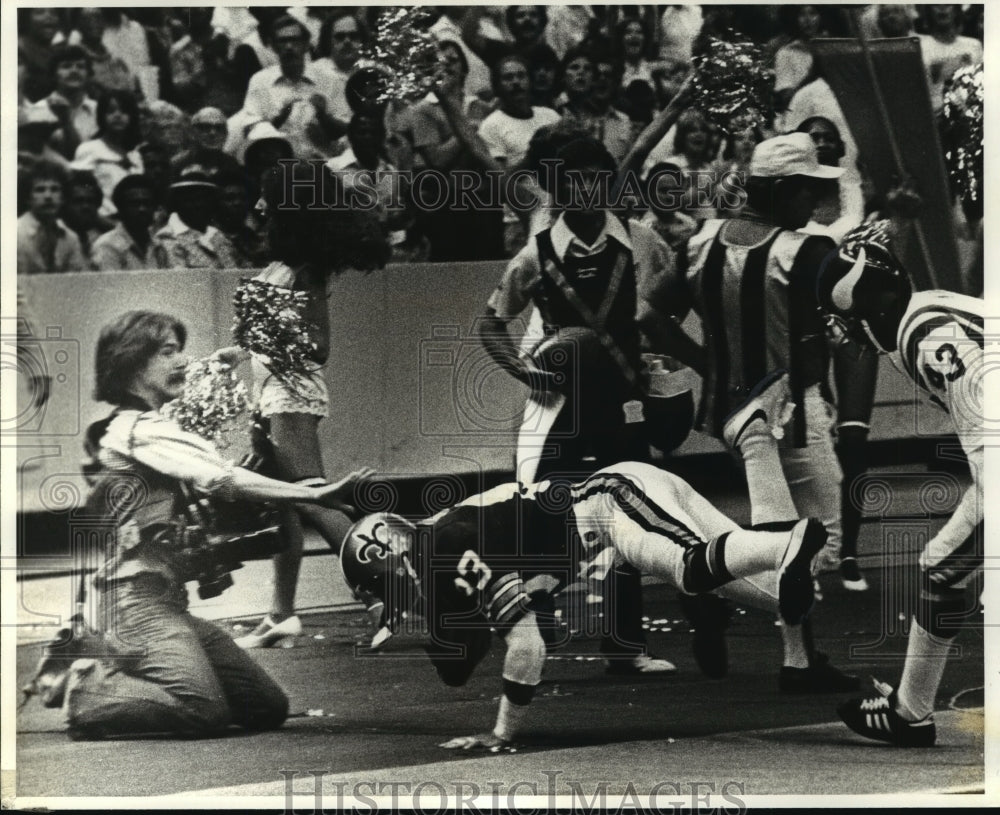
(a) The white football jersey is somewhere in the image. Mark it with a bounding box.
[894,290,984,563]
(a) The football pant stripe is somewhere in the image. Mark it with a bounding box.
[572,474,705,549]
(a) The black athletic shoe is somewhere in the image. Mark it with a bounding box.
[840,557,869,591]
[678,592,732,679]
[838,680,937,747]
[777,519,827,625]
[780,652,861,694]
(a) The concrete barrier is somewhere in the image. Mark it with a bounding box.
[13,263,949,514]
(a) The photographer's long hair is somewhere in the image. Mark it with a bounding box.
[260,160,390,277]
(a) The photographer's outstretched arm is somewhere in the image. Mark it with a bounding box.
[104,410,372,512]
[440,611,546,750]
[229,466,374,512]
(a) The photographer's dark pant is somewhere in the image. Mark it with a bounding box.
[65,574,288,738]
[534,407,651,661]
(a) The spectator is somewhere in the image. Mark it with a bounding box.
[712,116,765,218]
[140,101,189,162]
[241,15,347,160]
[640,162,698,250]
[18,7,62,102]
[918,4,982,112]
[214,169,265,269]
[590,47,638,165]
[332,67,414,173]
[72,90,144,217]
[170,107,242,182]
[241,121,294,203]
[427,7,493,99]
[36,45,99,160]
[99,10,156,98]
[615,17,661,99]
[91,175,170,271]
[796,116,864,243]
[556,46,596,121]
[18,106,70,184]
[155,167,239,269]
[461,6,549,69]
[875,5,916,37]
[773,6,828,112]
[659,5,703,65]
[136,141,173,231]
[477,54,561,255]
[62,170,112,260]
[286,5,337,50]
[645,108,718,220]
[65,8,143,99]
[409,41,502,261]
[228,7,282,98]
[524,43,560,110]
[169,7,243,115]
[17,160,89,274]
[328,114,416,261]
[313,9,367,123]
[545,5,600,59]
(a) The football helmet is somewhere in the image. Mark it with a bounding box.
[816,242,913,353]
[340,513,424,642]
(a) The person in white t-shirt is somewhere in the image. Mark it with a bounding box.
[478,54,561,255]
[917,4,982,113]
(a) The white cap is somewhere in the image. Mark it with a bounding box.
[749,132,844,180]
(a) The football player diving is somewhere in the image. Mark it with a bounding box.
[341,371,854,751]
[817,240,984,747]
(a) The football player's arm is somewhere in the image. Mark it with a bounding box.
[439,610,546,750]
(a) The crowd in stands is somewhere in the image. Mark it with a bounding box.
[16,5,984,274]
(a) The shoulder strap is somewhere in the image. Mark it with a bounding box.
[536,229,637,386]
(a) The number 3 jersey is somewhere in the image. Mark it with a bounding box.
[411,482,575,687]
[895,290,984,571]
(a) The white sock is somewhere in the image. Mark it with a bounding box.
[740,431,797,526]
[895,620,953,721]
[780,622,810,669]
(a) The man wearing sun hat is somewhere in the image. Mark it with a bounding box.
[154,164,239,269]
[649,131,864,694]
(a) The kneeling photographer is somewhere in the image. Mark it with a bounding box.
[62,310,370,740]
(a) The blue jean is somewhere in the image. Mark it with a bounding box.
[65,574,288,737]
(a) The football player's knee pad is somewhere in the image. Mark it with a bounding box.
[917,572,972,640]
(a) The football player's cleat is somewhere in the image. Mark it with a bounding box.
[341,513,424,639]
[777,518,827,625]
[722,370,793,450]
[816,242,912,354]
[838,679,937,747]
